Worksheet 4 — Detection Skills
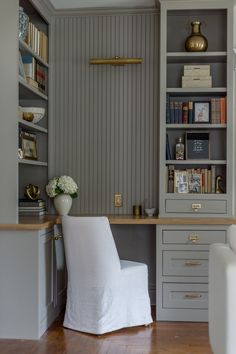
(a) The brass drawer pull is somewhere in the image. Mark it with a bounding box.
[184,293,202,299]
[192,203,201,212]
[52,234,63,241]
[188,234,199,243]
[184,261,202,266]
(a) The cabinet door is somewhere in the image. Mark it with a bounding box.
[53,224,67,309]
[39,229,54,326]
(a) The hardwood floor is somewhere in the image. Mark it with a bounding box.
[0,312,213,354]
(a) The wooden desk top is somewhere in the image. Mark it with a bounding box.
[0,214,236,231]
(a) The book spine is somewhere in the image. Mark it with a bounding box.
[170,101,174,123]
[211,165,216,193]
[220,97,226,124]
[174,101,178,124]
[168,165,175,193]
[166,94,170,124]
[182,102,188,124]
[188,101,193,124]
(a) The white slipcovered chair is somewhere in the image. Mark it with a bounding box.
[62,216,153,335]
[209,225,236,354]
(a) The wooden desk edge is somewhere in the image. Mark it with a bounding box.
[0,214,236,230]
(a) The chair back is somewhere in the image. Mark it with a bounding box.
[62,216,121,287]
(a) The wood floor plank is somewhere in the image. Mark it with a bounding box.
[0,313,213,354]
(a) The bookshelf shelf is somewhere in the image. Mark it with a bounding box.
[166,160,227,165]
[19,76,48,100]
[166,124,226,129]
[18,119,48,133]
[166,87,227,93]
[167,51,227,64]
[19,159,48,166]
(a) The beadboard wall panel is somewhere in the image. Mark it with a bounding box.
[50,12,159,214]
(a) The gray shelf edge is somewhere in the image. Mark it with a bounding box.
[18,119,48,133]
[19,76,48,100]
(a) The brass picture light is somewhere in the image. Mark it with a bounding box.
[89,56,143,66]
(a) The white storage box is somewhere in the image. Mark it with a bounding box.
[182,76,212,88]
[184,65,210,77]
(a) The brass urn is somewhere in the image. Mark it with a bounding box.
[185,21,208,52]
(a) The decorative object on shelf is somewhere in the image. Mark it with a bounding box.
[182,64,212,88]
[89,56,143,66]
[21,107,45,124]
[193,102,210,123]
[185,21,208,52]
[186,132,210,160]
[215,175,224,194]
[18,52,26,81]
[20,131,38,160]
[133,205,142,216]
[18,148,23,159]
[46,176,78,215]
[145,208,156,217]
[25,184,40,200]
[20,131,37,159]
[18,6,29,41]
[175,137,185,160]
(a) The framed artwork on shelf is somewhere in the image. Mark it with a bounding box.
[174,170,188,193]
[21,132,38,160]
[186,131,210,160]
[193,102,210,123]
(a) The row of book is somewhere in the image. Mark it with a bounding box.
[167,165,220,194]
[21,54,47,93]
[166,95,226,124]
[19,199,46,216]
[24,20,48,63]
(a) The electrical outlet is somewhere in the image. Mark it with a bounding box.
[114,194,122,207]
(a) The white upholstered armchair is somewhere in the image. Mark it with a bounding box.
[62,216,152,334]
[209,225,236,354]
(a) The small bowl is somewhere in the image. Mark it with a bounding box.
[21,107,45,124]
[145,208,156,217]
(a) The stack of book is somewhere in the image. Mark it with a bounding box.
[211,97,227,124]
[24,21,48,63]
[21,54,47,93]
[182,65,212,88]
[167,165,217,194]
[166,95,194,124]
[19,199,46,216]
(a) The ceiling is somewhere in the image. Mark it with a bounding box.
[48,0,156,10]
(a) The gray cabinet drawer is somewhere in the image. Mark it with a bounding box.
[165,199,227,214]
[163,250,208,276]
[163,283,208,309]
[162,229,226,245]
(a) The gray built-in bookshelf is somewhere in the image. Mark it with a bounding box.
[156,0,236,323]
[18,0,49,210]
[159,0,235,218]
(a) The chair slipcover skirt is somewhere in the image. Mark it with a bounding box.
[62,216,152,335]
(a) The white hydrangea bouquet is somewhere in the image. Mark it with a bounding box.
[46,175,78,199]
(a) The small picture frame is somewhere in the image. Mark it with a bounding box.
[186,131,210,160]
[18,52,26,81]
[174,170,188,193]
[193,102,210,123]
[21,132,38,160]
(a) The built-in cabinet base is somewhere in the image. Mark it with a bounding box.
[0,225,66,339]
[156,224,227,322]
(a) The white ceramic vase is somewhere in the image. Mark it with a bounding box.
[54,194,72,215]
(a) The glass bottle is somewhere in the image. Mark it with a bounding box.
[175,137,184,160]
